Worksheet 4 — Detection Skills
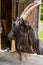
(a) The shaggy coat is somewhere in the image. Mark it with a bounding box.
[8,17,39,55]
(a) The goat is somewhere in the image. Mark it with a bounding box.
[8,17,39,55]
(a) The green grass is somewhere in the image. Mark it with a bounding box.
[40,20,43,23]
[41,7,43,9]
[41,12,43,14]
[41,4,43,7]
[39,4,43,43]
[41,10,43,13]
[39,30,43,43]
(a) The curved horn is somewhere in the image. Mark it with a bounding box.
[20,1,41,20]
[20,3,35,18]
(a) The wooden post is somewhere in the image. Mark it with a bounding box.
[11,40,16,52]
[12,0,16,28]
[12,0,16,23]
[11,0,16,51]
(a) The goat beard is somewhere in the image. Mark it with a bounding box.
[15,27,39,55]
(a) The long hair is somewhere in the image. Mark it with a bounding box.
[8,17,39,55]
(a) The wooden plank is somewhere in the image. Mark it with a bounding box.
[1,0,11,19]
[1,19,10,36]
[18,3,24,16]
[18,2,29,16]
[11,0,16,51]
[12,0,16,19]
[11,40,16,52]
[12,0,16,26]
[0,52,43,65]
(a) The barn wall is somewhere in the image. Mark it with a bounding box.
[12,0,34,17]
[1,0,12,50]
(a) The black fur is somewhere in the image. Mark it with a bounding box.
[8,17,39,55]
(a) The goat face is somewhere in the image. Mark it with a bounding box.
[8,17,26,40]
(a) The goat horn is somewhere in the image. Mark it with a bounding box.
[20,3,35,18]
[20,1,41,20]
